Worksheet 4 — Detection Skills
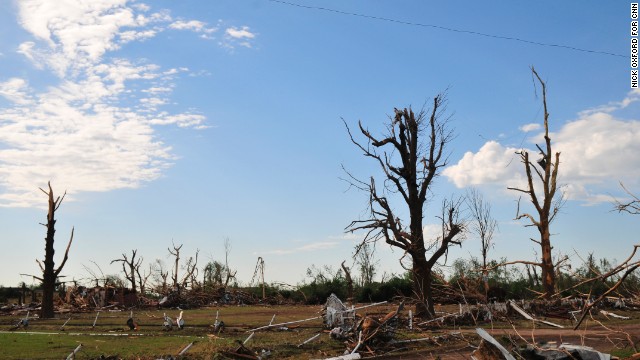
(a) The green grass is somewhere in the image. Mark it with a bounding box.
[0,306,355,359]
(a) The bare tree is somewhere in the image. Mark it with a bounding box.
[110,249,142,293]
[465,188,497,297]
[222,238,236,287]
[341,261,354,303]
[344,97,464,318]
[37,182,75,318]
[166,243,199,292]
[180,250,199,289]
[168,242,182,290]
[507,67,563,299]
[136,263,152,295]
[354,242,377,287]
[152,259,169,294]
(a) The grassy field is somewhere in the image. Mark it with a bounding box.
[0,304,404,359]
[0,304,638,359]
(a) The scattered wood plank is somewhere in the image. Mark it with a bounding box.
[508,301,563,328]
[248,316,321,332]
[472,328,515,360]
[600,310,630,320]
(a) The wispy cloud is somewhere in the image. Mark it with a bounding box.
[260,241,340,255]
[222,26,256,49]
[0,0,255,207]
[519,123,541,132]
[170,20,216,33]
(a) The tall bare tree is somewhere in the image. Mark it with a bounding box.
[38,182,74,318]
[465,188,497,297]
[508,68,563,299]
[168,242,182,290]
[355,242,377,287]
[345,97,464,317]
[110,249,142,293]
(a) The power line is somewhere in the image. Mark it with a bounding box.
[269,0,625,59]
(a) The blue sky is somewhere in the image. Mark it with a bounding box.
[0,1,638,288]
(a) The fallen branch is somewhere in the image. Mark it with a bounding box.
[248,316,321,332]
[509,301,563,328]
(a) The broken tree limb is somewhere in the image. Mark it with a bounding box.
[472,328,516,360]
[315,354,361,360]
[346,301,388,313]
[92,312,100,329]
[351,331,363,354]
[574,262,640,329]
[60,317,72,331]
[508,301,563,328]
[298,333,321,347]
[600,310,630,320]
[243,332,255,344]
[248,316,321,332]
[178,342,194,356]
[65,344,82,360]
[418,312,458,325]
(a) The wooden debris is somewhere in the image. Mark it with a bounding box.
[243,332,255,345]
[65,343,82,360]
[60,317,71,331]
[248,316,321,332]
[177,342,194,356]
[600,310,630,320]
[508,301,563,328]
[91,311,100,329]
[471,328,515,360]
[298,333,321,347]
[314,354,361,360]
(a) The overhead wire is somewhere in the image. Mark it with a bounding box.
[268,0,625,59]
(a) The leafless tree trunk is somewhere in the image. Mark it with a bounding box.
[508,67,563,299]
[136,263,152,295]
[38,182,74,318]
[152,259,169,294]
[341,261,354,303]
[168,242,182,291]
[465,188,497,299]
[344,97,463,318]
[355,242,377,287]
[180,250,199,289]
[110,249,142,293]
[222,238,236,287]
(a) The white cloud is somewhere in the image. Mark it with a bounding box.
[222,26,256,49]
[0,78,33,105]
[519,123,541,132]
[225,26,255,39]
[443,141,521,188]
[444,91,640,203]
[119,29,157,43]
[169,20,216,34]
[0,0,228,207]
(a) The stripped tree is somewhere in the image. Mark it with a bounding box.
[38,182,74,318]
[111,249,142,294]
[465,188,497,298]
[344,96,463,318]
[507,68,564,299]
